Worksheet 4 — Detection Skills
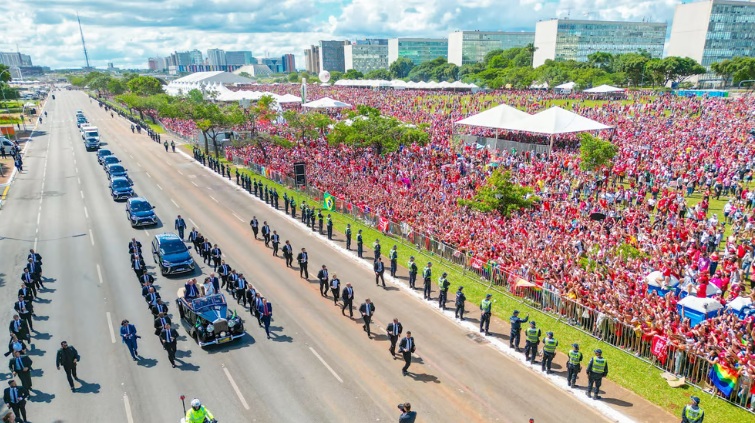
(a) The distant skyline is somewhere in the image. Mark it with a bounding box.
[1,0,683,70]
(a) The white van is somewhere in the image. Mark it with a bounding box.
[1,137,17,155]
[80,125,99,142]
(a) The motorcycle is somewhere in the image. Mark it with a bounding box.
[179,395,217,423]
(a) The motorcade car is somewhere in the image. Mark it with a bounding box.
[125,197,157,227]
[176,292,244,347]
[101,155,120,169]
[109,176,134,201]
[106,163,131,182]
[96,149,112,164]
[84,135,100,151]
[151,233,195,276]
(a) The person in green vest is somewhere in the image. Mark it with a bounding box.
[524,321,541,364]
[373,239,381,260]
[345,224,352,250]
[356,230,364,258]
[437,273,450,310]
[290,197,296,219]
[389,245,398,277]
[422,263,432,300]
[479,294,492,335]
[326,214,333,240]
[566,343,583,388]
[681,396,704,423]
[586,349,608,399]
[407,256,418,289]
[541,331,558,374]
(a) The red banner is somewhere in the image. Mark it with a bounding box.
[470,257,485,270]
[651,335,669,364]
[377,216,389,233]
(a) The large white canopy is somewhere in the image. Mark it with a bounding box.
[583,84,624,93]
[277,93,303,104]
[332,79,476,90]
[555,82,576,90]
[499,106,613,135]
[455,104,531,130]
[302,97,352,109]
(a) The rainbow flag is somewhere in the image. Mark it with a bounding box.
[709,363,737,396]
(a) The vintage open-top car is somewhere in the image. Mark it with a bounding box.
[176,289,244,347]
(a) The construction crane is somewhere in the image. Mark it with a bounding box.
[77,12,91,69]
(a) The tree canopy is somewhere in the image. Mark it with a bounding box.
[712,56,755,86]
[579,134,618,172]
[389,57,415,79]
[458,169,537,217]
[328,107,428,155]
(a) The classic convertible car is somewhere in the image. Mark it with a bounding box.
[176,290,245,347]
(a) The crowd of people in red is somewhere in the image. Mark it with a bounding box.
[162,86,755,399]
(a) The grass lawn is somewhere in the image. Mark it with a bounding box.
[181,143,751,423]
[147,123,164,134]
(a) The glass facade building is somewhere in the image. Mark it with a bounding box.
[448,31,535,66]
[344,39,388,73]
[533,19,666,67]
[388,38,448,66]
[319,40,350,73]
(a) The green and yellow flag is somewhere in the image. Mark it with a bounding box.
[323,192,335,211]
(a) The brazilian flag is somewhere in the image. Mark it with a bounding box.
[323,192,335,211]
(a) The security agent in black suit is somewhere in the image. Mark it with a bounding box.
[18,283,33,304]
[329,275,340,305]
[56,341,80,392]
[139,273,155,286]
[387,318,403,357]
[131,254,146,280]
[150,299,169,317]
[341,283,354,317]
[271,231,280,256]
[20,270,36,299]
[261,222,271,247]
[128,238,142,256]
[13,297,33,332]
[359,299,376,338]
[144,288,161,308]
[211,245,222,270]
[249,216,259,239]
[282,241,293,267]
[317,265,329,297]
[8,351,33,390]
[154,313,172,336]
[159,324,179,368]
[297,248,309,279]
[4,380,28,423]
[399,332,416,375]
[25,259,43,291]
[374,258,386,287]
[234,275,248,306]
[9,316,30,343]
[218,261,232,289]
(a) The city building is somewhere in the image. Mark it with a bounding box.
[448,31,535,66]
[0,52,32,67]
[207,49,227,67]
[282,54,296,73]
[304,45,320,74]
[233,64,274,78]
[533,19,667,67]
[318,40,350,73]
[344,39,389,73]
[261,57,284,73]
[225,50,254,65]
[667,0,755,74]
[148,57,159,71]
[189,49,204,65]
[388,38,448,66]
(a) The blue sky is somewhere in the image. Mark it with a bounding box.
[1,0,681,70]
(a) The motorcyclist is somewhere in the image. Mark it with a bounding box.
[185,398,216,423]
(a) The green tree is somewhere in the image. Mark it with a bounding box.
[645,56,705,86]
[343,69,364,80]
[329,109,428,155]
[364,69,392,80]
[107,78,127,95]
[458,170,536,217]
[587,52,614,72]
[389,57,415,79]
[328,71,344,83]
[0,64,11,83]
[712,57,755,86]
[160,97,243,158]
[614,53,650,86]
[88,73,112,97]
[127,75,164,96]
[579,134,618,172]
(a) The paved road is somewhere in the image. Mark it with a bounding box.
[0,90,645,422]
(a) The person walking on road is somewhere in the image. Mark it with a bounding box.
[282,240,293,267]
[3,380,28,423]
[8,351,32,391]
[159,324,178,368]
[317,265,329,297]
[297,248,309,279]
[249,216,259,239]
[13,297,33,333]
[119,320,139,361]
[681,396,704,423]
[374,258,386,287]
[170,140,176,152]
[524,321,541,364]
[359,298,375,337]
[174,215,187,240]
[261,221,271,247]
[329,274,340,305]
[399,331,416,376]
[258,298,273,339]
[479,293,492,335]
[509,310,529,351]
[163,141,169,151]
[387,318,403,357]
[341,283,354,317]
[586,349,608,400]
[454,286,466,320]
[271,231,280,256]
[56,341,80,392]
[567,343,583,388]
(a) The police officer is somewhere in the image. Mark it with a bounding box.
[282,240,293,267]
[541,331,558,373]
[422,262,432,300]
[389,245,398,277]
[479,293,492,335]
[567,343,583,387]
[356,230,364,257]
[310,208,316,231]
[271,231,280,256]
[345,224,352,250]
[249,216,259,239]
[509,310,529,351]
[437,272,450,310]
[681,396,704,423]
[297,248,309,278]
[373,239,381,260]
[283,192,289,214]
[586,349,608,399]
[318,210,324,234]
[317,265,329,297]
[408,256,418,289]
[329,274,340,305]
[454,286,466,320]
[374,257,386,287]
[290,197,296,218]
[524,321,541,363]
[326,214,333,240]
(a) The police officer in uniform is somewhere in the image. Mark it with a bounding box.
[541,331,558,373]
[297,248,309,278]
[509,310,529,351]
[345,224,352,250]
[318,210,324,234]
[271,231,280,256]
[282,240,293,267]
[524,321,541,363]
[373,239,381,260]
[437,272,450,310]
[681,396,704,423]
[408,256,418,289]
[586,349,608,399]
[388,245,398,277]
[567,343,583,387]
[326,215,333,240]
[479,293,492,335]
[290,197,296,218]
[422,262,432,299]
[283,192,289,214]
[356,230,363,257]
[454,286,466,320]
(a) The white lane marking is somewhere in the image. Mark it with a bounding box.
[309,347,343,383]
[33,237,38,251]
[191,181,198,187]
[80,190,85,199]
[146,172,152,179]
[84,206,89,219]
[89,229,95,246]
[106,312,116,343]
[129,154,134,159]
[77,177,81,184]
[156,184,163,191]
[123,393,135,423]
[137,163,142,167]
[232,212,244,222]
[170,198,179,208]
[97,264,104,285]
[177,170,184,176]
[143,229,150,237]
[222,365,250,410]
[189,218,198,228]
[36,212,41,225]
[210,196,219,203]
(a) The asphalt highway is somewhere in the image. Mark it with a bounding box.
[0,91,662,422]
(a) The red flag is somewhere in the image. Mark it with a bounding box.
[377,216,389,233]
[651,335,669,364]
[470,258,484,270]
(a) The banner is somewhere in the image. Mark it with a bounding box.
[377,216,389,233]
[323,192,335,211]
[651,335,668,364]
[470,257,484,270]
[709,363,738,397]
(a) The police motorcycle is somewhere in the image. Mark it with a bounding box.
[179,395,218,423]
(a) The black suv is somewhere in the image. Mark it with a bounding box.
[152,233,195,276]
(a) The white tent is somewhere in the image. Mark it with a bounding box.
[555,82,576,90]
[302,97,352,109]
[455,104,531,130]
[499,106,613,135]
[530,82,549,90]
[583,84,624,93]
[277,93,302,103]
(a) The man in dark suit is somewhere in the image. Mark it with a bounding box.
[8,351,33,390]
[211,244,222,271]
[399,331,416,376]
[144,287,161,309]
[183,280,200,300]
[341,283,354,317]
[19,270,36,299]
[218,261,231,289]
[249,216,259,239]
[139,272,155,286]
[25,258,43,290]
[13,297,33,332]
[271,231,280,256]
[131,254,145,280]
[159,324,179,368]
[261,222,271,247]
[17,283,33,304]
[128,238,142,256]
[233,274,248,306]
[329,274,340,305]
[258,298,273,339]
[317,265,329,297]
[154,313,172,336]
[359,299,376,338]
[282,241,293,267]
[150,299,168,317]
[174,215,187,239]
[208,273,220,294]
[56,341,80,392]
[297,248,309,279]
[8,316,30,343]
[387,318,403,357]
[188,227,199,248]
[374,257,386,287]
[3,380,28,423]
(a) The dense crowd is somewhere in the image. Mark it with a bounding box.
[166,87,755,386]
